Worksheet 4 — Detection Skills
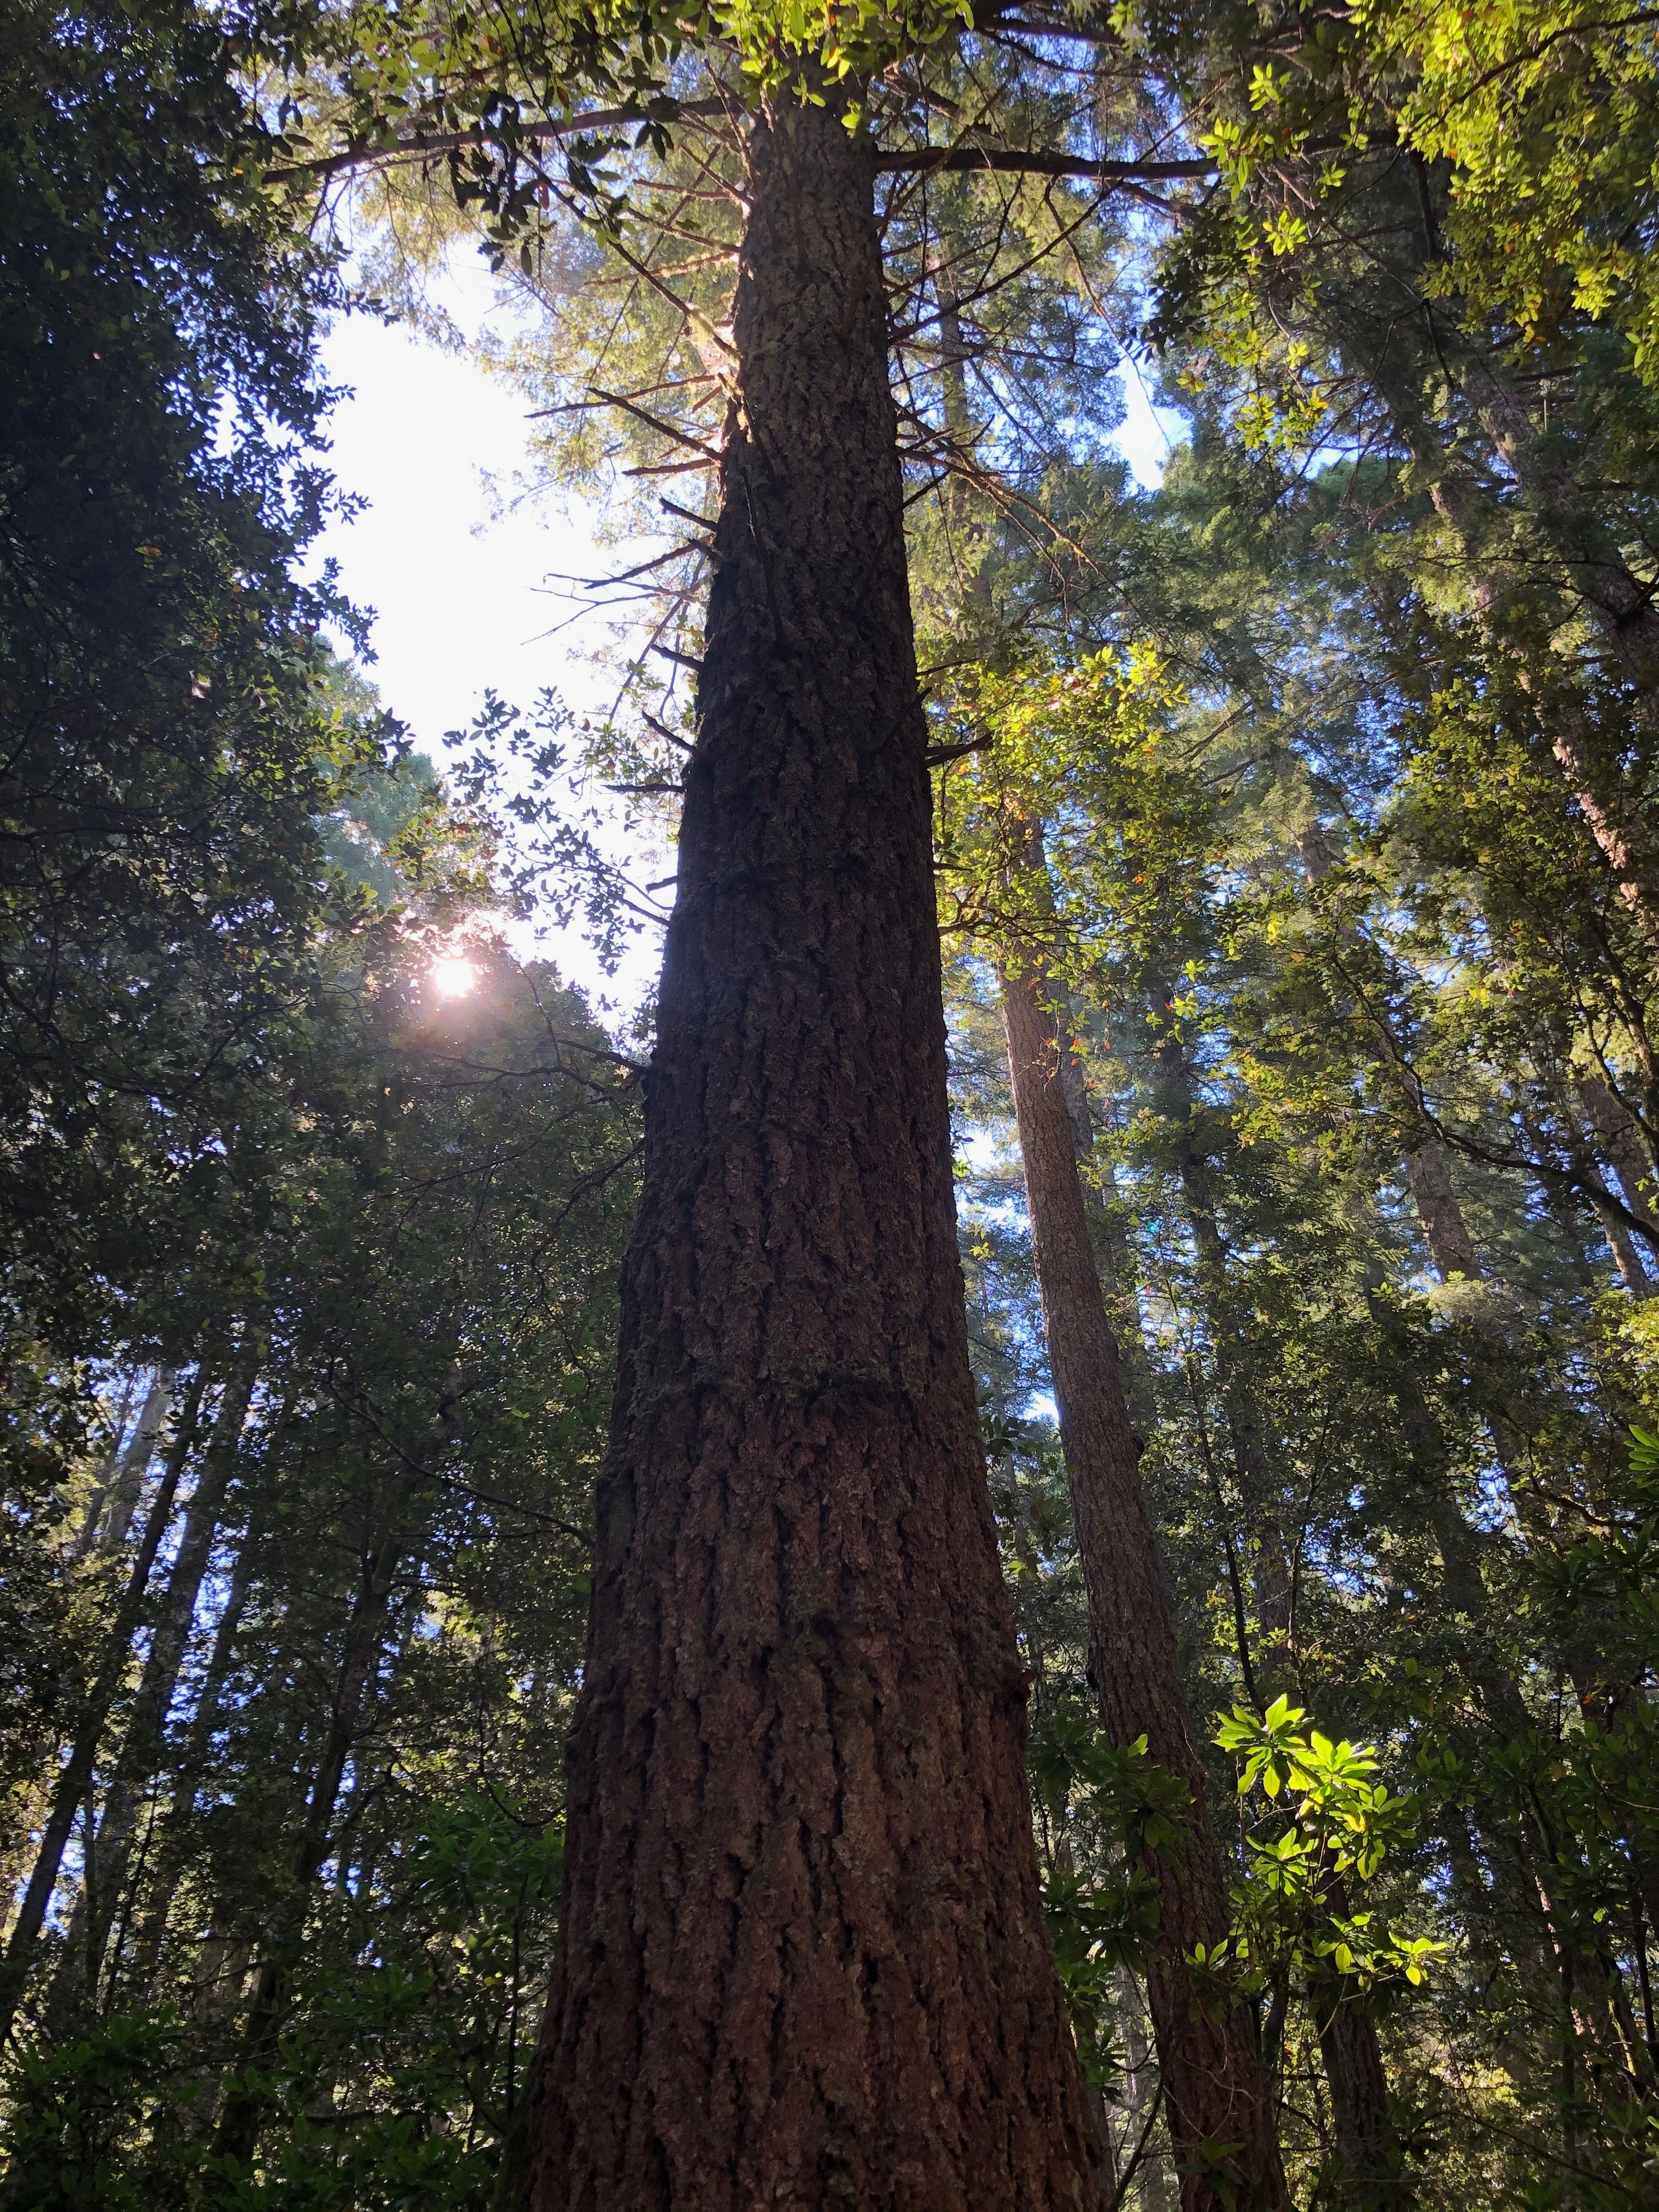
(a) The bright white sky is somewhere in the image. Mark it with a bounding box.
[313,256,1174,1006]
[318,262,612,746]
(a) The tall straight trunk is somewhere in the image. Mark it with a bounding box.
[0,1372,204,2045]
[1399,1158,1653,2082]
[1310,1963,1405,2207]
[74,1369,174,1560]
[523,95,1099,2212]
[57,1357,259,2012]
[210,1518,406,2163]
[1140,941,1398,2193]
[1578,1074,1659,1254]
[1053,1000,1153,1427]
[125,1460,274,1995]
[1148,1016,1294,1672]
[1349,318,1659,947]
[1463,363,1659,692]
[1000,956,1288,2211]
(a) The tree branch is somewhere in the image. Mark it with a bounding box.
[874,146,1216,182]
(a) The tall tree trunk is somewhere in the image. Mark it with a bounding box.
[209,1516,407,2163]
[1136,950,1397,2195]
[74,1369,175,1560]
[0,1372,204,2045]
[55,1357,259,2015]
[1001,954,1288,2210]
[1147,1014,1295,1676]
[1462,363,1659,692]
[1348,320,1659,948]
[522,93,1099,2212]
[123,1454,274,1996]
[1578,1074,1659,1254]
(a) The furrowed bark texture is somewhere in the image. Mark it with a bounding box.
[1000,961,1288,2212]
[523,98,1099,2212]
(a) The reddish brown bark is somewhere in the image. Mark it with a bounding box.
[1578,1074,1659,1258]
[1312,1972,1405,2207]
[523,95,1099,2212]
[1000,959,1287,2212]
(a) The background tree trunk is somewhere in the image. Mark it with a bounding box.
[1001,955,1288,2210]
[0,1372,205,2044]
[55,1356,259,2014]
[523,92,1099,2212]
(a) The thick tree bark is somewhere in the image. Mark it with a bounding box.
[1000,957,1287,2210]
[1312,1973,1404,2208]
[523,94,1099,2212]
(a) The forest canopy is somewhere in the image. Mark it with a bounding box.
[4,0,1659,2205]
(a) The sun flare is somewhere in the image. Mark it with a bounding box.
[428,955,479,999]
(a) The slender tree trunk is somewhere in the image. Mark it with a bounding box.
[1137,963,1397,2196]
[522,93,1099,2212]
[1402,1143,1483,1282]
[210,1517,406,2163]
[1578,1074,1659,1252]
[1344,315,1659,947]
[1311,1968,1403,2208]
[1001,955,1287,2210]
[74,1369,174,1560]
[1147,1017,1295,1675]
[54,1358,259,2015]
[1427,474,1659,949]
[124,1471,270,1995]
[0,1372,204,2046]
[1464,365,1659,691]
[1116,1972,1176,2212]
[1398,1163,1651,2085]
[1053,999,1153,1427]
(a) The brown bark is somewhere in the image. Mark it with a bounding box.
[1001,958,1288,2211]
[522,94,1098,2212]
[1578,1074,1659,1252]
[1402,1142,1483,1284]
[1312,1970,1404,2209]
